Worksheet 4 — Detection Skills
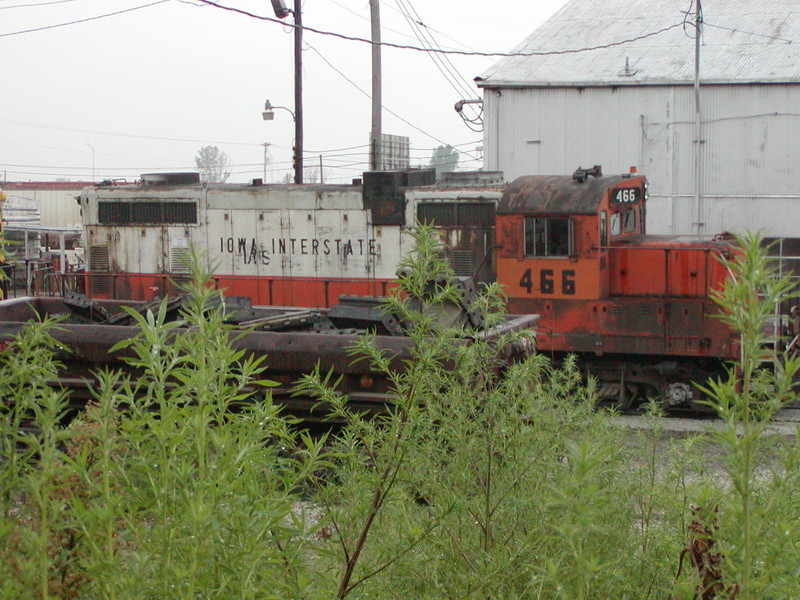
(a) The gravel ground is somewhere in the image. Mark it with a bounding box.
[616,415,800,437]
[616,407,800,438]
[613,409,799,490]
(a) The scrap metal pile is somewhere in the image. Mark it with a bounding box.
[59,274,486,336]
[0,280,535,423]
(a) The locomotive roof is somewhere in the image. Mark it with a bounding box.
[497,175,631,215]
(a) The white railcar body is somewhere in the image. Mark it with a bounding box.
[80,173,501,306]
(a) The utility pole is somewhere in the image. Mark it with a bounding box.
[86,143,95,181]
[262,142,270,182]
[294,0,304,184]
[692,0,703,236]
[370,0,382,171]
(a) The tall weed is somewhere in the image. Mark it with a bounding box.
[677,233,800,599]
[297,225,681,599]
[5,231,799,599]
[0,253,331,599]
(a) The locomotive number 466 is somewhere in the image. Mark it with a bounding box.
[519,268,576,295]
[612,188,641,204]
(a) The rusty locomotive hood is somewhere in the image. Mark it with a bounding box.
[498,175,631,215]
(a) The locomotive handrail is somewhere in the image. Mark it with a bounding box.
[472,244,502,281]
[598,244,733,255]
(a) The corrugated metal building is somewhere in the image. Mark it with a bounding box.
[1,182,85,228]
[477,0,800,237]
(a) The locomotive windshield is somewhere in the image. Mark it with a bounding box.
[609,207,636,237]
[524,217,572,256]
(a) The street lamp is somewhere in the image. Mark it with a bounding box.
[262,99,295,122]
[262,100,300,183]
[261,142,270,182]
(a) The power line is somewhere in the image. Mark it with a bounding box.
[1,156,374,173]
[0,0,82,10]
[1,161,195,171]
[380,0,482,54]
[3,146,482,173]
[703,20,792,43]
[411,139,481,150]
[394,0,477,101]
[394,0,483,127]
[325,0,482,56]
[0,0,171,37]
[187,0,686,58]
[304,155,367,161]
[0,138,205,164]
[303,143,370,153]
[325,0,431,47]
[0,117,272,147]
[1,0,692,59]
[304,43,479,160]
[680,0,701,39]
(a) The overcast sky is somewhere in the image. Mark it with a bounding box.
[1,0,568,184]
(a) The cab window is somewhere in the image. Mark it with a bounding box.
[623,208,636,233]
[610,212,621,237]
[599,211,607,247]
[524,217,572,256]
[610,208,636,237]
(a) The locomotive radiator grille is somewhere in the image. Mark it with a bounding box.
[89,245,110,272]
[98,201,198,225]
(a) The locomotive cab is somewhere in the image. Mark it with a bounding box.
[496,168,738,407]
[497,169,648,310]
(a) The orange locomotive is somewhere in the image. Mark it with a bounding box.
[496,167,737,408]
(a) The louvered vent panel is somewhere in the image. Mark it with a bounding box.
[89,275,111,295]
[89,245,110,271]
[163,203,197,223]
[450,250,474,277]
[98,203,129,224]
[136,202,163,223]
[171,247,191,273]
[457,203,494,226]
[418,204,456,226]
[417,202,494,227]
[98,201,197,225]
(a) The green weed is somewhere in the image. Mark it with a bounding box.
[0,231,798,599]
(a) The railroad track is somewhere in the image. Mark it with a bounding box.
[9,375,800,438]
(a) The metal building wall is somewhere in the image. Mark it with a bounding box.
[484,84,800,236]
[37,190,83,228]
[2,186,83,228]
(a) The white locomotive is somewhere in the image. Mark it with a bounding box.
[80,171,502,305]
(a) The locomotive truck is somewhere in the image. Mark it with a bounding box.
[76,168,769,408]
